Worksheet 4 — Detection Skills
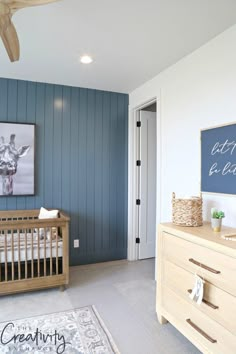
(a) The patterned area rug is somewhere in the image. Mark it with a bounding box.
[0,306,120,354]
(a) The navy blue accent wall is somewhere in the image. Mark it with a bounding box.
[0,78,128,265]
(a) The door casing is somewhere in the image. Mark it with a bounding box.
[128,97,161,262]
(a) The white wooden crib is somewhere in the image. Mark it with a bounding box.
[0,209,69,295]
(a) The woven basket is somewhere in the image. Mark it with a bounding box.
[172,192,203,227]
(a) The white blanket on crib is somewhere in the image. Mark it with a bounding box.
[0,232,61,250]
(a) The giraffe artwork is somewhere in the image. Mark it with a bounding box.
[0,122,35,196]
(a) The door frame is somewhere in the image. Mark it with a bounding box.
[128,96,161,261]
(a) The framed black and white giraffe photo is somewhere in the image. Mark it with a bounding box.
[0,122,35,196]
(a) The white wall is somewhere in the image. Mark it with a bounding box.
[129,25,236,226]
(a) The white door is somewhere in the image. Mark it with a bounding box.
[138,110,156,259]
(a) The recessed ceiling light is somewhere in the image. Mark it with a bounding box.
[80,55,93,64]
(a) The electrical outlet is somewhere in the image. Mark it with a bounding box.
[74,239,79,248]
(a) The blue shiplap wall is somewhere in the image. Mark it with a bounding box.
[0,78,128,265]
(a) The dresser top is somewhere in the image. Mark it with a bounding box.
[159,222,236,257]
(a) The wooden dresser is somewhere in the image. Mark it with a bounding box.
[156,223,236,354]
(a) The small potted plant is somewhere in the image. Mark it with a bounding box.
[211,208,225,232]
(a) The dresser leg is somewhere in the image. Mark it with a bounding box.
[157,314,168,325]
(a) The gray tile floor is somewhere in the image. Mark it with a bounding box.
[0,259,201,354]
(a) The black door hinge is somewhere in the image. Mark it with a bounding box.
[137,121,141,127]
[136,237,140,244]
[136,160,141,166]
[136,199,141,205]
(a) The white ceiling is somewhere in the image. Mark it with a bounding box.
[0,0,236,93]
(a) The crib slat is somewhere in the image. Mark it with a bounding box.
[4,231,7,282]
[56,228,58,275]
[18,230,21,280]
[25,229,27,279]
[44,228,46,277]
[11,230,14,281]
[50,228,52,276]
[31,229,34,278]
[37,228,40,277]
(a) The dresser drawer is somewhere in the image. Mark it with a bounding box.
[163,259,236,335]
[163,231,236,295]
[162,286,236,354]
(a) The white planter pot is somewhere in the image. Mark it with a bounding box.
[211,218,222,232]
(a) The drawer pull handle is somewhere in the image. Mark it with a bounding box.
[187,290,219,310]
[186,319,217,343]
[189,258,221,274]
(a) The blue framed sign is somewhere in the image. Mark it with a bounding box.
[201,122,236,195]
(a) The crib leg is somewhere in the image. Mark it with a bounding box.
[60,285,65,292]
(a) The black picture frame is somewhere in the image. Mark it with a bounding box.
[0,122,35,196]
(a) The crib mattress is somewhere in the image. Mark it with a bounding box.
[0,232,63,263]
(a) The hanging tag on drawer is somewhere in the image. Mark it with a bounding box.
[189,275,205,305]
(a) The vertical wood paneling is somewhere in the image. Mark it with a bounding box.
[70,87,79,261]
[78,89,87,255]
[94,91,103,251]
[44,84,54,207]
[6,80,17,210]
[62,86,71,213]
[117,94,126,250]
[26,81,36,210]
[53,85,63,209]
[0,78,128,265]
[110,93,118,249]
[87,90,95,255]
[16,80,27,210]
[102,92,110,250]
[34,83,45,208]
